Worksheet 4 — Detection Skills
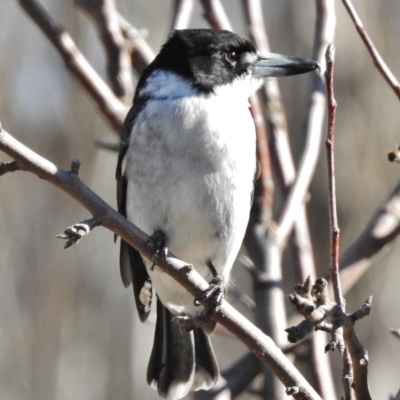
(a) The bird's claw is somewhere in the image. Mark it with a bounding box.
[194,275,223,307]
[173,275,224,334]
[146,230,167,270]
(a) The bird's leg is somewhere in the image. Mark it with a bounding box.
[194,260,224,308]
[173,260,224,334]
[146,230,167,271]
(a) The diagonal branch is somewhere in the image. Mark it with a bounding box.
[339,175,400,292]
[0,124,322,400]
[18,0,128,133]
[341,0,400,100]
[74,0,134,101]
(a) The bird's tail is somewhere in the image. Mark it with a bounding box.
[147,298,219,399]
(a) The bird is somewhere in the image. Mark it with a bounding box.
[116,28,319,400]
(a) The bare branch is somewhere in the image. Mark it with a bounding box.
[342,306,372,400]
[117,14,155,74]
[323,43,356,399]
[341,0,400,100]
[199,0,232,31]
[56,216,105,248]
[288,277,372,400]
[241,2,336,397]
[324,44,343,307]
[18,0,128,133]
[324,47,373,399]
[391,389,400,400]
[170,0,194,31]
[339,175,400,293]
[389,328,400,340]
[275,0,334,248]
[0,160,19,176]
[75,0,134,101]
[249,96,274,223]
[0,125,322,400]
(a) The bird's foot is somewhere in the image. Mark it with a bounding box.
[146,230,167,271]
[173,265,224,334]
[193,275,224,309]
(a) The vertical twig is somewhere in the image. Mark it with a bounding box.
[242,0,318,280]
[324,44,343,307]
[199,0,232,31]
[324,44,355,400]
[242,0,275,223]
[249,97,274,223]
[170,0,194,31]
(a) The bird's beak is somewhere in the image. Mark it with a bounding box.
[252,52,320,78]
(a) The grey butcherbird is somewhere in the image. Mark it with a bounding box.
[116,29,319,400]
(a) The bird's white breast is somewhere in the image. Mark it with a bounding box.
[125,71,257,315]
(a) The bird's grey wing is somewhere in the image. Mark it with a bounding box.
[116,102,152,322]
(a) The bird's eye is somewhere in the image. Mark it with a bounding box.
[226,51,238,64]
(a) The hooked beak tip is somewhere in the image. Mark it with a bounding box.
[253,53,320,78]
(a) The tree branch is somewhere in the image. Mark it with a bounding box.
[18,0,128,133]
[0,125,322,400]
[323,43,355,400]
[199,0,232,31]
[170,0,194,31]
[324,44,343,307]
[341,0,400,100]
[287,277,372,400]
[116,13,155,75]
[74,0,134,101]
[0,160,19,176]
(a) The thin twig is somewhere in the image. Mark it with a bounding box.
[324,44,343,307]
[241,0,321,279]
[391,388,400,400]
[389,328,400,340]
[243,3,337,398]
[75,0,134,101]
[339,174,400,292]
[0,125,322,400]
[288,277,372,400]
[18,0,128,133]
[249,96,274,224]
[275,0,332,248]
[199,0,232,31]
[325,44,372,400]
[170,0,194,31]
[117,13,155,75]
[241,1,332,397]
[341,0,400,100]
[324,43,354,399]
[0,160,19,176]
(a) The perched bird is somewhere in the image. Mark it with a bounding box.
[116,29,318,399]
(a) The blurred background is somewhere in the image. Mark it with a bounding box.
[1,0,400,399]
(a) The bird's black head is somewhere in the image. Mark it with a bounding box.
[136,29,319,96]
[143,29,257,93]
